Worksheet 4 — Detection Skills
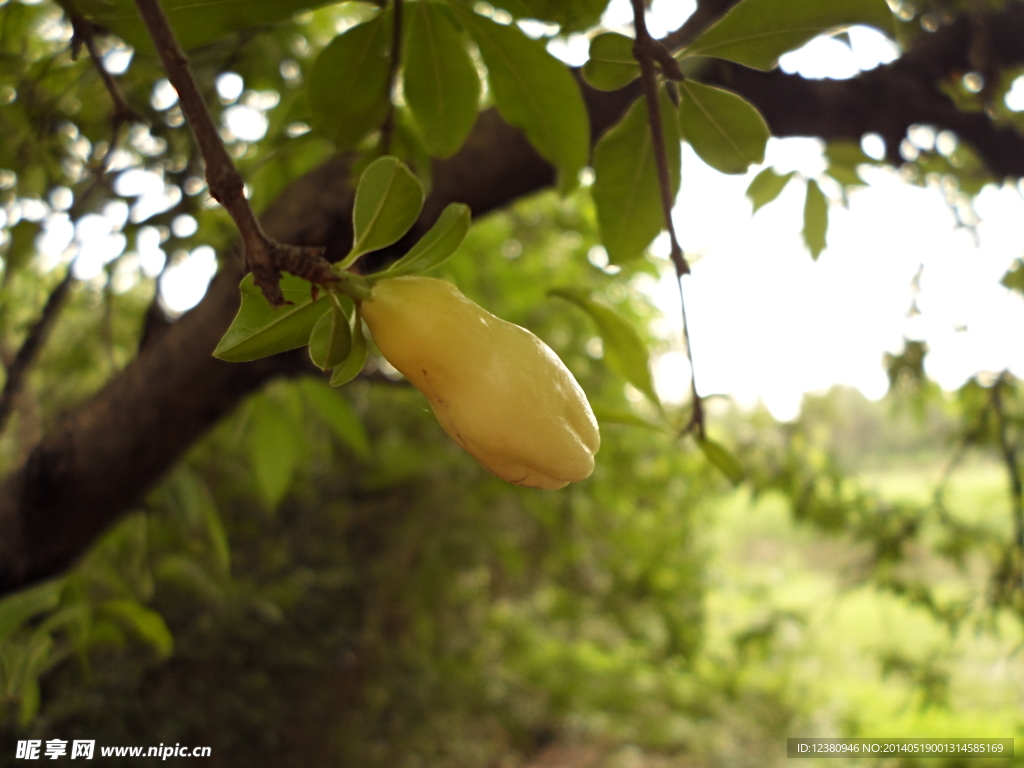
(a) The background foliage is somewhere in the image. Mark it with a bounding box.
[0,0,1023,765]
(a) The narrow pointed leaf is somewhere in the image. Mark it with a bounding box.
[583,33,640,91]
[592,87,680,263]
[351,156,425,259]
[803,179,828,259]
[309,302,353,371]
[404,2,481,157]
[385,203,471,276]
[746,167,794,212]
[309,12,392,150]
[696,436,744,485]
[591,403,670,432]
[549,287,660,405]
[0,580,63,648]
[214,274,329,362]
[678,80,769,175]
[454,7,589,195]
[102,600,173,659]
[331,313,369,387]
[683,0,895,71]
[80,0,341,52]
[299,379,371,458]
[248,397,300,510]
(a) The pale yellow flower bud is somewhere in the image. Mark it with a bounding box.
[361,276,600,489]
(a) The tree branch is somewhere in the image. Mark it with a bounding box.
[992,374,1024,554]
[132,0,336,306]
[0,275,72,435]
[630,0,703,436]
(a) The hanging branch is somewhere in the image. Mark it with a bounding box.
[380,0,404,154]
[132,0,336,306]
[69,14,143,177]
[991,374,1024,556]
[628,0,704,437]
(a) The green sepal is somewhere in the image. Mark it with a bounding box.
[330,311,369,387]
[308,300,353,372]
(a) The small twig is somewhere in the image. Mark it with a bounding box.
[0,16,140,438]
[132,0,335,306]
[69,15,144,179]
[991,373,1024,554]
[0,274,73,434]
[380,0,403,154]
[629,0,703,437]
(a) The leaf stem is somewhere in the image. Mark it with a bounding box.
[629,0,704,437]
[133,0,336,306]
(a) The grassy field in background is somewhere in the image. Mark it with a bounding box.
[701,454,1024,767]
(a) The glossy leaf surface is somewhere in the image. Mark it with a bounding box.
[684,0,894,71]
[385,203,471,276]
[404,2,481,157]
[550,287,660,406]
[309,12,392,150]
[350,156,426,260]
[678,80,769,175]
[592,88,680,263]
[582,33,640,91]
[456,7,589,195]
[214,274,330,363]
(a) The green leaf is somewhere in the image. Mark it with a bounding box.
[1001,259,1024,295]
[385,203,471,276]
[248,397,300,510]
[308,302,353,371]
[495,0,610,33]
[78,0,341,51]
[591,403,670,432]
[678,80,769,175]
[549,287,660,406]
[746,167,794,212]
[592,87,681,263]
[309,12,392,150]
[349,156,425,261]
[825,140,873,188]
[683,0,895,71]
[695,436,744,485]
[404,2,481,157]
[330,312,369,387]
[0,580,63,648]
[101,600,173,659]
[454,7,589,195]
[18,677,40,727]
[803,179,828,259]
[582,33,640,91]
[299,379,371,458]
[165,470,230,573]
[213,273,330,362]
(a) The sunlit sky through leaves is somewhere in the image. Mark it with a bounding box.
[28,0,1024,421]
[623,0,1024,421]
